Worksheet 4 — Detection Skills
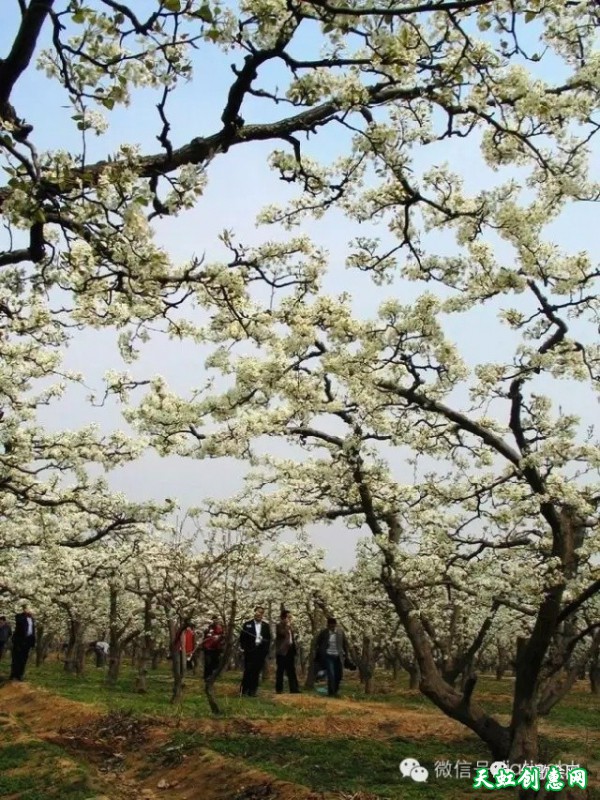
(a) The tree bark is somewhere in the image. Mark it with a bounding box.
[360,633,374,694]
[135,596,153,694]
[75,638,86,676]
[106,585,121,686]
[34,625,51,667]
[408,661,420,689]
[204,598,237,715]
[588,632,600,694]
[63,617,83,674]
[169,619,184,704]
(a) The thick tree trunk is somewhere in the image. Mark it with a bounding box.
[135,597,153,694]
[303,623,320,690]
[359,633,374,694]
[107,649,122,685]
[297,641,307,677]
[106,586,121,686]
[63,618,83,674]
[35,626,51,667]
[408,662,420,689]
[508,704,539,763]
[169,619,184,704]
[382,569,511,759]
[588,633,600,694]
[75,639,86,676]
[261,601,273,682]
[204,599,237,715]
[494,641,510,679]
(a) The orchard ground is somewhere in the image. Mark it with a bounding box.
[0,661,597,800]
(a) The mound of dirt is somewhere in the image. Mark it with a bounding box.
[0,682,330,800]
[0,680,99,731]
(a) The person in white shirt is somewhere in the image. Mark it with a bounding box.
[239,606,271,696]
[93,640,109,667]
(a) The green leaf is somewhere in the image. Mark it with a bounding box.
[525,10,536,22]
[101,97,115,110]
[206,28,220,41]
[194,5,213,22]
[163,0,181,11]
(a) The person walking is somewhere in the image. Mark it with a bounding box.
[0,616,12,661]
[315,617,348,697]
[239,606,271,696]
[10,603,36,681]
[275,610,300,694]
[94,640,109,667]
[202,615,224,681]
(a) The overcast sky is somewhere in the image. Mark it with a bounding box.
[1,5,598,568]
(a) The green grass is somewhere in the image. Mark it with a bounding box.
[153,730,516,800]
[17,659,321,721]
[346,674,598,731]
[149,726,597,800]
[0,739,96,800]
[2,658,597,799]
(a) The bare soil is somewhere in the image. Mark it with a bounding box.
[0,681,597,799]
[0,683,325,800]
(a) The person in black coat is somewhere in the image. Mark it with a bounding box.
[239,606,271,696]
[315,617,348,697]
[275,610,300,694]
[10,603,36,681]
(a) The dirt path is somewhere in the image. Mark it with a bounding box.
[269,692,598,744]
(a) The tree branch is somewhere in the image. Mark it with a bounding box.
[0,82,424,211]
[557,578,600,623]
[0,0,55,107]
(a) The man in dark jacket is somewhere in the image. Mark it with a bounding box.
[315,617,348,697]
[275,610,300,694]
[239,606,271,696]
[10,604,36,681]
[0,616,12,660]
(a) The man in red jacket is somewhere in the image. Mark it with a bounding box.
[202,615,224,681]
